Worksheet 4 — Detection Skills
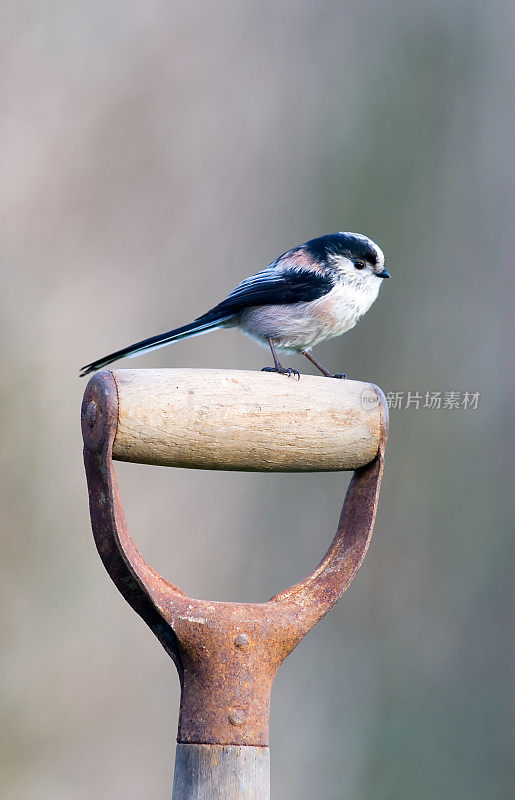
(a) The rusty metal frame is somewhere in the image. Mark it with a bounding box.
[81,371,388,747]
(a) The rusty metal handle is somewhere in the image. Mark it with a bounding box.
[81,368,388,796]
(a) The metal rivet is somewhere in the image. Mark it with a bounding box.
[234,633,250,649]
[86,400,98,428]
[228,709,246,727]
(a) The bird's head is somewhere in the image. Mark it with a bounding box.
[305,232,390,287]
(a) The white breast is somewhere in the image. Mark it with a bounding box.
[238,278,381,351]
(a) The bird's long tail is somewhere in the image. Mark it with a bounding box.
[80,312,234,377]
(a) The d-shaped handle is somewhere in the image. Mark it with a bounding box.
[82,369,388,747]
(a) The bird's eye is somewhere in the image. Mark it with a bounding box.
[354,259,366,270]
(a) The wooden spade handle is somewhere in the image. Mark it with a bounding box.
[105,368,386,472]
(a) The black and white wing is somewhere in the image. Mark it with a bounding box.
[80,257,334,376]
[206,264,334,319]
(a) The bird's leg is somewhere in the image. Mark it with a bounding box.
[302,350,346,379]
[261,337,300,379]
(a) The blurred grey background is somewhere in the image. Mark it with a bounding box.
[1,1,513,798]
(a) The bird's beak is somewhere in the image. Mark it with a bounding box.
[377,268,391,278]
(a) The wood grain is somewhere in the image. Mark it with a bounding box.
[172,744,270,800]
[111,368,384,472]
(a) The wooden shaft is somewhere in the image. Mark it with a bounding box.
[172,744,270,800]
[109,368,385,472]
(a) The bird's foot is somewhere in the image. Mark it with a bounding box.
[331,373,347,379]
[261,365,301,380]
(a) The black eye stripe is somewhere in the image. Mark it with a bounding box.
[303,234,379,266]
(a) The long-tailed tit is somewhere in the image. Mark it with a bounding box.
[80,232,390,379]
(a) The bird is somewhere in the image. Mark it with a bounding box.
[80,232,390,379]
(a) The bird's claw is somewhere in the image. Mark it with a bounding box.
[331,373,347,379]
[261,366,301,380]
